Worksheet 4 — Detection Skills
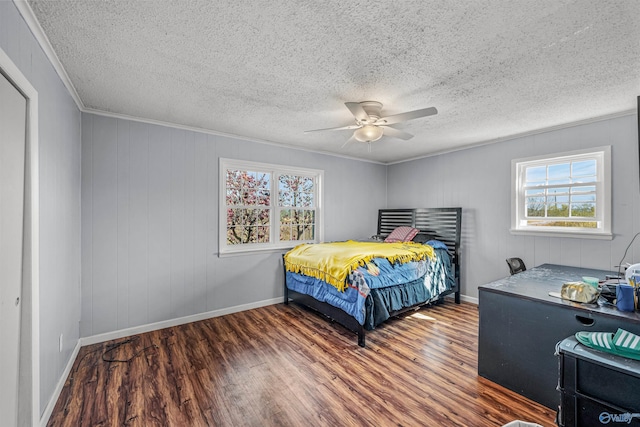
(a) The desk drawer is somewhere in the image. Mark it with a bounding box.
[559,392,640,427]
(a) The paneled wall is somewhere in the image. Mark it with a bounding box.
[81,114,387,336]
[388,115,639,299]
[0,2,82,418]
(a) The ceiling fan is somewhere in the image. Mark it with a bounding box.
[305,101,438,149]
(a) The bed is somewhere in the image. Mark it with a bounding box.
[283,207,462,347]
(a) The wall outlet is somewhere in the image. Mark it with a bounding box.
[59,334,63,352]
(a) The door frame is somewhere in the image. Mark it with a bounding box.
[0,47,40,425]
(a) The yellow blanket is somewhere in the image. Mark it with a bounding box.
[284,240,435,292]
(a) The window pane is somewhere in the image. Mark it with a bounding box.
[227,208,240,226]
[257,226,270,243]
[547,203,569,217]
[547,187,569,196]
[301,225,315,240]
[279,224,291,241]
[303,210,315,224]
[526,197,545,217]
[548,163,570,181]
[571,185,595,194]
[226,169,243,188]
[547,195,569,204]
[571,203,595,217]
[227,226,251,244]
[278,208,315,241]
[256,209,270,225]
[278,175,315,207]
[226,189,242,205]
[572,160,596,178]
[242,189,257,205]
[525,166,546,185]
[256,190,270,205]
[296,191,314,207]
[525,189,544,197]
[571,194,595,203]
[226,208,268,244]
[227,170,271,207]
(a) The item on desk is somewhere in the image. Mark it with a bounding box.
[581,276,599,287]
[561,281,600,304]
[616,283,635,312]
[575,328,640,360]
[625,263,640,285]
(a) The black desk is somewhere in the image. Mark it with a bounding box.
[478,264,640,409]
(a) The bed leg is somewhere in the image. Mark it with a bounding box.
[357,328,365,347]
[455,290,460,304]
[283,254,289,305]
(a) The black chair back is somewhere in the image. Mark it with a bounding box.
[506,257,526,275]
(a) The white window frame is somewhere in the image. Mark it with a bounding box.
[219,158,324,255]
[511,146,612,239]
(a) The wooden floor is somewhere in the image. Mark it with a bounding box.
[48,301,556,427]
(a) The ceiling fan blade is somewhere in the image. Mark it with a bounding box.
[341,134,357,149]
[344,102,370,122]
[304,124,360,133]
[382,126,414,140]
[377,107,438,125]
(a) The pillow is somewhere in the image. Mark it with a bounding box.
[411,233,436,244]
[384,226,420,243]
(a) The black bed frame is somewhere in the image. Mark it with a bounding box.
[283,207,462,347]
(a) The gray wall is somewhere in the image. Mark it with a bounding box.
[80,114,387,336]
[0,2,82,417]
[388,115,639,299]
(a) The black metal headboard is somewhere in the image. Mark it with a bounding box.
[377,208,461,254]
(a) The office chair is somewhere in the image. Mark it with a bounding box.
[506,257,526,275]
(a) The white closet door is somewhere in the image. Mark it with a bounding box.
[0,71,27,427]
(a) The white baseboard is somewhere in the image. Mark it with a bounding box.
[80,297,282,346]
[39,340,82,427]
[78,292,476,347]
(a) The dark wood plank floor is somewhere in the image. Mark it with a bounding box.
[47,302,556,426]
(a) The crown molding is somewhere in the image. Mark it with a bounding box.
[13,0,84,110]
[83,107,386,165]
[388,109,636,165]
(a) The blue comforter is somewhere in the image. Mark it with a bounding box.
[285,244,454,328]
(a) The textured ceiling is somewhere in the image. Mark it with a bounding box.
[27,0,640,163]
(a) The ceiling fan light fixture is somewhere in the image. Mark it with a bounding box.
[354,125,383,142]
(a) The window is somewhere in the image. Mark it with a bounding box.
[220,158,323,254]
[511,147,611,239]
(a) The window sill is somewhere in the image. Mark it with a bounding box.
[510,228,613,240]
